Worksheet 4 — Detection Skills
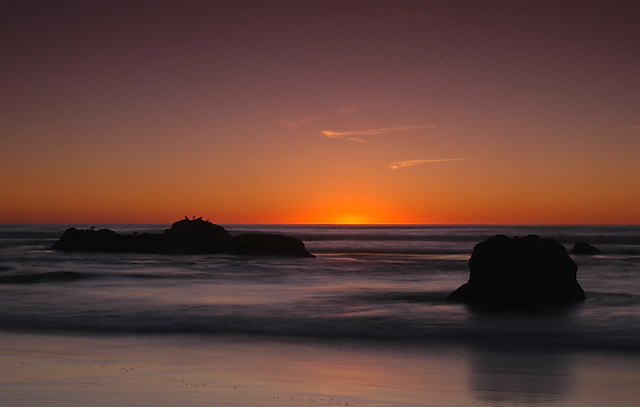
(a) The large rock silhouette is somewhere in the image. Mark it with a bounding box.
[447,235,585,307]
[52,218,314,257]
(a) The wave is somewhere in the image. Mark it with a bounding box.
[0,270,236,284]
[586,291,640,307]
[0,271,88,284]
[1,304,638,353]
[227,225,640,245]
[349,290,451,304]
[309,247,472,256]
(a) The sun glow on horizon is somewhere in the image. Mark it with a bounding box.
[333,214,371,225]
[294,207,421,225]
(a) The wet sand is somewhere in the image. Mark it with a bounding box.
[2,332,640,407]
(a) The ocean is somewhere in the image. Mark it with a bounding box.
[1,224,639,351]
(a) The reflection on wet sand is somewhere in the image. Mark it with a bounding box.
[4,332,640,406]
[470,348,573,405]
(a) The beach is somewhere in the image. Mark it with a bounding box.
[3,332,640,407]
[2,224,640,406]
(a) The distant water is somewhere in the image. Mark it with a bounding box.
[1,224,639,353]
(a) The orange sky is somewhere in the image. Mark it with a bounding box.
[2,1,639,224]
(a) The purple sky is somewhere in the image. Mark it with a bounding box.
[2,1,639,223]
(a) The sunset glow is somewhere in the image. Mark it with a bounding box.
[2,1,639,224]
[333,215,371,225]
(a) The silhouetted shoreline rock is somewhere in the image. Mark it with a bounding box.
[571,242,601,255]
[51,218,314,257]
[447,235,585,307]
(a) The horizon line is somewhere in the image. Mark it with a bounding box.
[3,221,639,226]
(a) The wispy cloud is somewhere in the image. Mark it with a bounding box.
[338,107,357,115]
[284,116,319,129]
[320,132,367,143]
[627,125,639,130]
[389,158,470,169]
[320,125,435,142]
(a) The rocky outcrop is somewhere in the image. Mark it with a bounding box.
[447,235,585,307]
[571,242,601,255]
[50,228,170,253]
[163,218,232,254]
[52,218,314,257]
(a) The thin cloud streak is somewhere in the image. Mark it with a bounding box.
[389,158,470,169]
[320,125,435,141]
[627,125,639,130]
[320,132,367,143]
[284,116,319,129]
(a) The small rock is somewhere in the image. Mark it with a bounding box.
[571,242,601,255]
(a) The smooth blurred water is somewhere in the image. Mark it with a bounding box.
[1,224,639,352]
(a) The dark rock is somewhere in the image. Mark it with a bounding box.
[232,233,314,257]
[51,228,142,252]
[571,242,601,255]
[51,218,313,257]
[163,218,232,254]
[447,235,585,307]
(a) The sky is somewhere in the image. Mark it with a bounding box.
[2,0,639,224]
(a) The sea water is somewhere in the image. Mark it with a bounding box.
[1,224,639,352]
[2,224,640,406]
